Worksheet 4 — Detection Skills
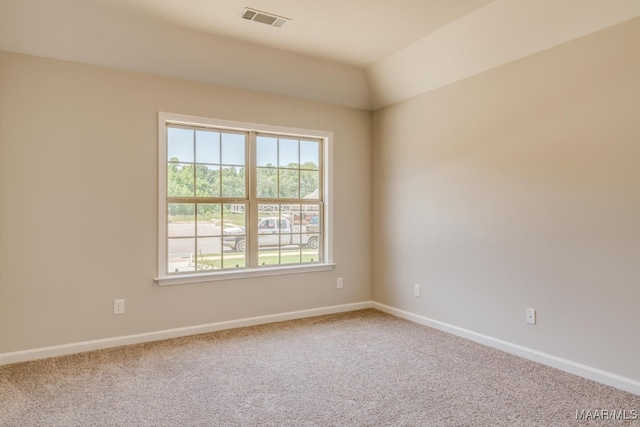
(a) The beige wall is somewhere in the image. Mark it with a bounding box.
[0,52,371,353]
[0,0,370,109]
[372,18,640,380]
[1,15,638,388]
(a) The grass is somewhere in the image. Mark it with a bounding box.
[196,249,319,269]
[170,212,245,224]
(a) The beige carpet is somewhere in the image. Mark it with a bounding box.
[1,309,638,426]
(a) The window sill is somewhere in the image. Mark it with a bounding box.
[155,263,336,286]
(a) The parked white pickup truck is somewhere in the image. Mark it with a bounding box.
[223,217,319,252]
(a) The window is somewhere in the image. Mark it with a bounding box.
[156,113,333,285]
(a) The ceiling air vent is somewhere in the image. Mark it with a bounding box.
[241,7,290,28]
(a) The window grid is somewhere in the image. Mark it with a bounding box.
[166,124,248,274]
[162,122,324,276]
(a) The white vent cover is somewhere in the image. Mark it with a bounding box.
[241,7,290,28]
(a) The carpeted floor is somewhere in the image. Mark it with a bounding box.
[1,309,639,426]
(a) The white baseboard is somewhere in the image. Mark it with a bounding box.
[3,300,638,397]
[373,302,640,396]
[0,301,373,366]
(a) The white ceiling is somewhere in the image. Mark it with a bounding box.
[1,0,639,110]
[84,0,495,67]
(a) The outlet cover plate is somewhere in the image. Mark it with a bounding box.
[114,299,125,315]
[526,307,536,324]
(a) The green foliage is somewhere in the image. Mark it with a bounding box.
[279,169,299,198]
[168,204,245,222]
[196,165,219,198]
[221,166,245,198]
[300,169,319,199]
[257,167,277,198]
[167,158,318,218]
[168,163,194,197]
[257,162,319,199]
[168,162,246,199]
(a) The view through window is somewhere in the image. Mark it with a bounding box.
[158,114,329,281]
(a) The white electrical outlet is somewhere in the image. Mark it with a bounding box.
[337,277,343,289]
[114,299,125,315]
[526,307,536,324]
[414,284,421,297]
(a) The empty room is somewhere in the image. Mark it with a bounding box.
[1,0,639,425]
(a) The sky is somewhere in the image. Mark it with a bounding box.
[167,126,319,168]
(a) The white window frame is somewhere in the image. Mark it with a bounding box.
[155,112,334,286]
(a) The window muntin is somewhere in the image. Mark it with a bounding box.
[166,124,248,274]
[255,135,320,200]
[159,114,329,281]
[255,203,322,267]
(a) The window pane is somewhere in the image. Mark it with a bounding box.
[302,234,321,262]
[280,243,301,264]
[302,204,321,262]
[196,130,220,164]
[168,238,195,273]
[196,237,220,270]
[300,140,319,170]
[223,203,246,231]
[168,203,195,237]
[167,164,194,197]
[167,127,194,163]
[300,170,319,199]
[222,203,246,253]
[279,169,299,198]
[257,136,278,167]
[221,132,245,165]
[279,138,298,168]
[257,203,314,266]
[257,167,277,198]
[222,233,246,253]
[301,205,321,230]
[195,165,220,197]
[197,203,221,237]
[281,203,299,224]
[221,166,245,197]
[258,203,279,217]
[222,250,246,269]
[258,237,280,266]
[257,219,280,244]
[280,204,301,265]
[258,204,280,263]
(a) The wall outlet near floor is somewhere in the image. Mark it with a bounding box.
[414,284,421,297]
[526,307,536,324]
[337,277,343,289]
[114,299,125,315]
